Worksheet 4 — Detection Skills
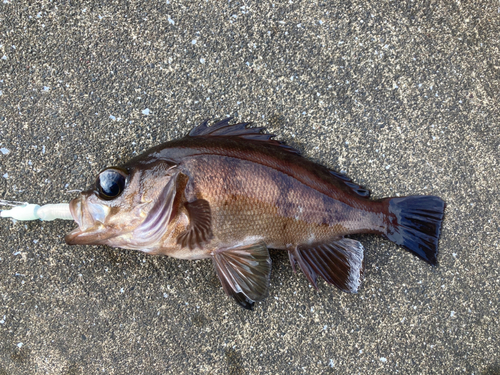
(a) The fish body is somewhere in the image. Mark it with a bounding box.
[66,119,445,309]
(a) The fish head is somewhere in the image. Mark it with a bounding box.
[65,161,179,250]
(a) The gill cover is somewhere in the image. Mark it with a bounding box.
[132,170,183,245]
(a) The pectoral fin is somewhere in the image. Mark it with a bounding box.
[289,238,364,293]
[177,199,213,250]
[212,242,272,310]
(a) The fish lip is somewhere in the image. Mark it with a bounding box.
[69,197,83,227]
[65,196,87,245]
[64,197,95,245]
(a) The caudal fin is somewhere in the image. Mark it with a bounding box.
[384,196,445,265]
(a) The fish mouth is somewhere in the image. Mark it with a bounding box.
[65,195,116,246]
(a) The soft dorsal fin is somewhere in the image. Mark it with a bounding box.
[189,118,301,155]
[328,170,371,198]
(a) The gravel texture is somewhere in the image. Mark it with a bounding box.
[0,1,499,374]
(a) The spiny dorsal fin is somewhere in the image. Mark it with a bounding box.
[189,118,301,155]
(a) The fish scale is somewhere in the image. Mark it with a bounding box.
[188,155,365,250]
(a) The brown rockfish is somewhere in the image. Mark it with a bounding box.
[65,119,446,309]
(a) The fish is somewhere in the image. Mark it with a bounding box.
[65,119,446,309]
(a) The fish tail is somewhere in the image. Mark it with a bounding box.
[383,196,445,265]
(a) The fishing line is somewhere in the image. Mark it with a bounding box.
[0,199,29,207]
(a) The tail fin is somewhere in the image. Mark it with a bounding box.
[383,196,445,265]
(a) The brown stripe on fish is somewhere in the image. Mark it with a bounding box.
[274,172,298,219]
[121,136,372,210]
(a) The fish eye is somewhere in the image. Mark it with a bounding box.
[95,168,128,200]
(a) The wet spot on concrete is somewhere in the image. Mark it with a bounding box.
[224,348,246,375]
[192,312,209,328]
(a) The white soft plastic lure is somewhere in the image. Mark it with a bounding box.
[0,200,73,221]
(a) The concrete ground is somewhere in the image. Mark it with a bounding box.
[0,1,499,374]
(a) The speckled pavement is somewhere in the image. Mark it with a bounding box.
[0,1,499,374]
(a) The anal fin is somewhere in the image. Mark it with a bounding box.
[177,199,213,250]
[289,238,364,293]
[212,242,272,310]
